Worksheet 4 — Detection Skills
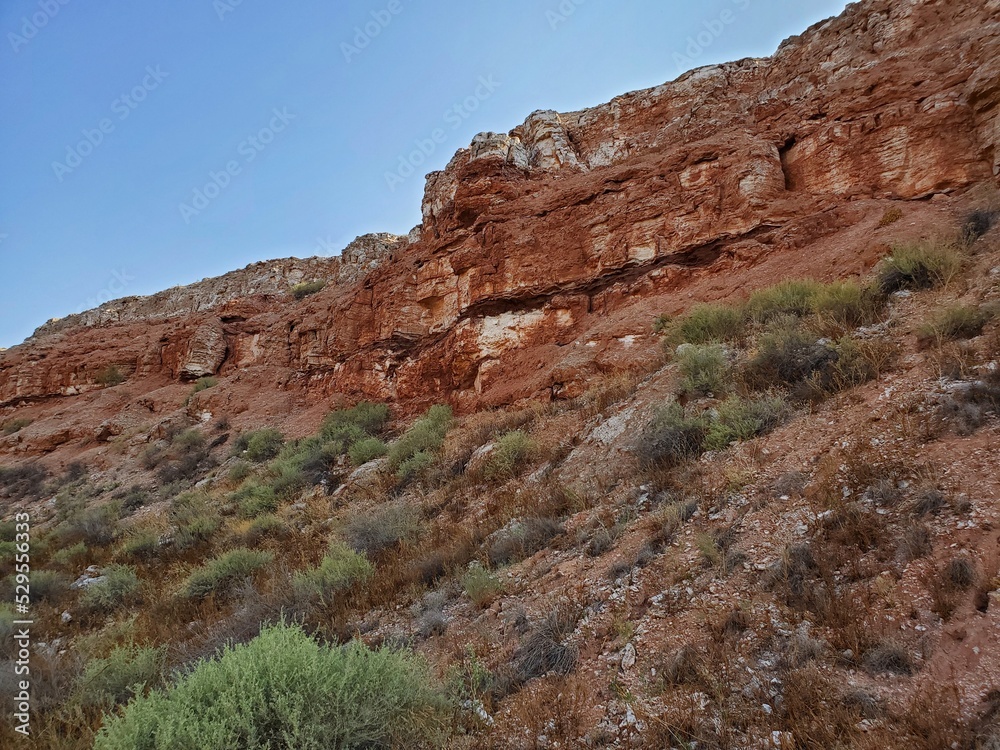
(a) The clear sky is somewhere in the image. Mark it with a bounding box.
[0,0,849,348]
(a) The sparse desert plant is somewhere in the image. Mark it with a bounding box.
[396,451,435,482]
[292,541,373,604]
[918,304,992,346]
[862,642,914,676]
[462,563,502,608]
[183,548,273,600]
[74,643,166,708]
[878,206,904,227]
[232,428,285,463]
[944,555,977,590]
[120,529,161,561]
[676,343,731,397]
[811,280,884,328]
[635,403,710,469]
[897,524,933,563]
[232,480,279,519]
[290,280,326,300]
[322,401,392,440]
[343,502,422,557]
[483,430,537,481]
[28,569,71,602]
[488,517,562,566]
[512,609,579,685]
[961,207,998,243]
[80,565,141,614]
[743,323,836,389]
[348,436,388,466]
[0,463,48,499]
[96,365,126,386]
[877,241,964,294]
[190,376,218,394]
[93,623,449,750]
[387,405,453,471]
[58,502,121,547]
[704,394,789,451]
[243,514,288,544]
[171,492,221,549]
[747,279,824,324]
[2,417,31,436]
[50,540,88,569]
[666,302,746,345]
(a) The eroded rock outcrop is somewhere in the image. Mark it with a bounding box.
[1,0,999,441]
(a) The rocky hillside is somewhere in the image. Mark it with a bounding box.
[2,0,1000,748]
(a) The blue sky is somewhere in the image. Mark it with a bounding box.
[0,0,849,347]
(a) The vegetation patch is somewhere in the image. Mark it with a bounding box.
[183,548,273,599]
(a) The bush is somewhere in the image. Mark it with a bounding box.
[918,304,992,346]
[59,503,120,546]
[877,241,964,294]
[878,206,904,228]
[232,481,279,519]
[811,281,883,328]
[29,570,71,602]
[483,430,537,481]
[962,208,998,243]
[292,541,373,604]
[94,623,448,750]
[744,324,837,388]
[747,279,824,324]
[80,565,141,614]
[74,644,166,708]
[171,492,221,550]
[676,344,731,397]
[462,563,502,608]
[183,548,273,600]
[272,437,338,488]
[635,403,709,469]
[862,642,913,676]
[704,394,789,451]
[0,464,48,499]
[121,530,161,561]
[2,418,31,436]
[96,365,126,387]
[50,541,88,569]
[666,303,745,344]
[191,377,218,394]
[242,514,288,545]
[322,402,392,441]
[396,451,435,482]
[488,517,562,566]
[232,428,285,463]
[512,610,578,685]
[344,502,422,557]
[291,280,326,300]
[387,405,452,470]
[348,437,388,466]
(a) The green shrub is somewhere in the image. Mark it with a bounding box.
[291,280,326,300]
[322,402,392,441]
[877,241,964,294]
[183,548,273,599]
[93,623,448,750]
[227,461,252,483]
[676,344,731,397]
[58,503,120,546]
[2,418,31,436]
[918,304,993,345]
[80,565,141,614]
[50,541,89,569]
[483,430,537,481]
[387,405,452,470]
[232,481,279,519]
[272,437,339,487]
[704,395,789,451]
[243,514,288,544]
[29,570,71,602]
[810,281,883,328]
[396,451,435,482]
[171,492,221,550]
[743,324,836,389]
[344,502,422,557]
[233,429,285,463]
[667,303,745,344]
[462,563,502,608]
[635,403,709,469]
[747,279,823,324]
[348,437,388,466]
[74,643,166,708]
[191,377,218,394]
[96,365,126,387]
[120,530,161,561]
[292,541,373,603]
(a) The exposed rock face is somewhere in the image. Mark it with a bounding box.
[1,0,999,443]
